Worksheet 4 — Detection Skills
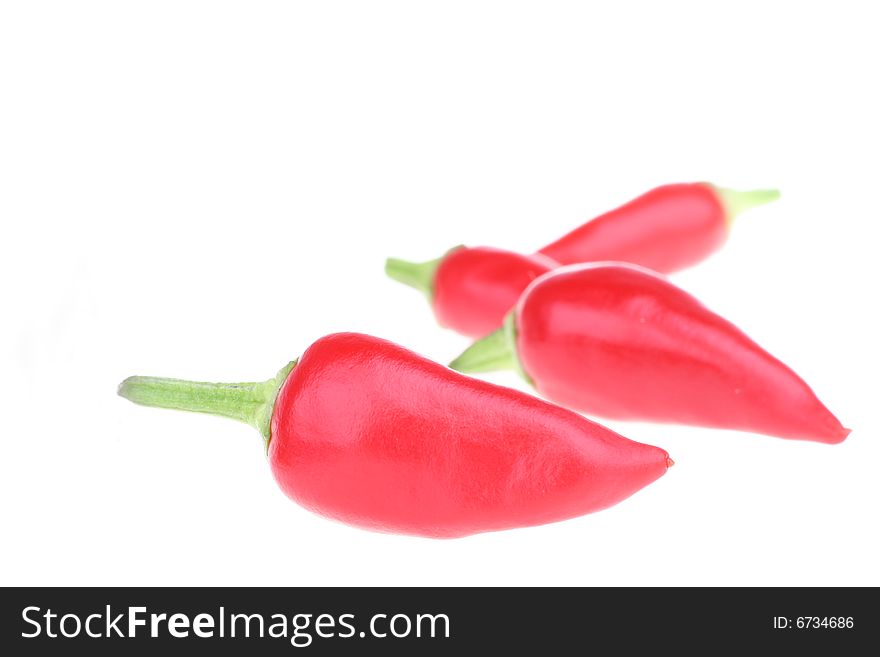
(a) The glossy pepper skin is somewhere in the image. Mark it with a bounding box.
[451,264,849,444]
[118,332,671,538]
[386,183,778,337]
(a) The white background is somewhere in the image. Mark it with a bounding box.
[2,1,878,586]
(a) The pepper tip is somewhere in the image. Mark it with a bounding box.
[117,377,135,400]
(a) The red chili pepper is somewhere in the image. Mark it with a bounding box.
[118,332,672,538]
[538,183,779,271]
[386,246,559,338]
[450,264,849,444]
[386,183,778,337]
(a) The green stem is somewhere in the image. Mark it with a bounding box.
[449,328,513,373]
[712,185,781,224]
[117,361,295,449]
[384,256,442,300]
[384,246,464,301]
[449,313,533,385]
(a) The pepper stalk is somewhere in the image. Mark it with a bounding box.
[711,185,780,225]
[449,312,533,385]
[117,361,296,450]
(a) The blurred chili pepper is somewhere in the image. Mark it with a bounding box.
[387,183,778,337]
[386,246,558,338]
[538,182,779,271]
